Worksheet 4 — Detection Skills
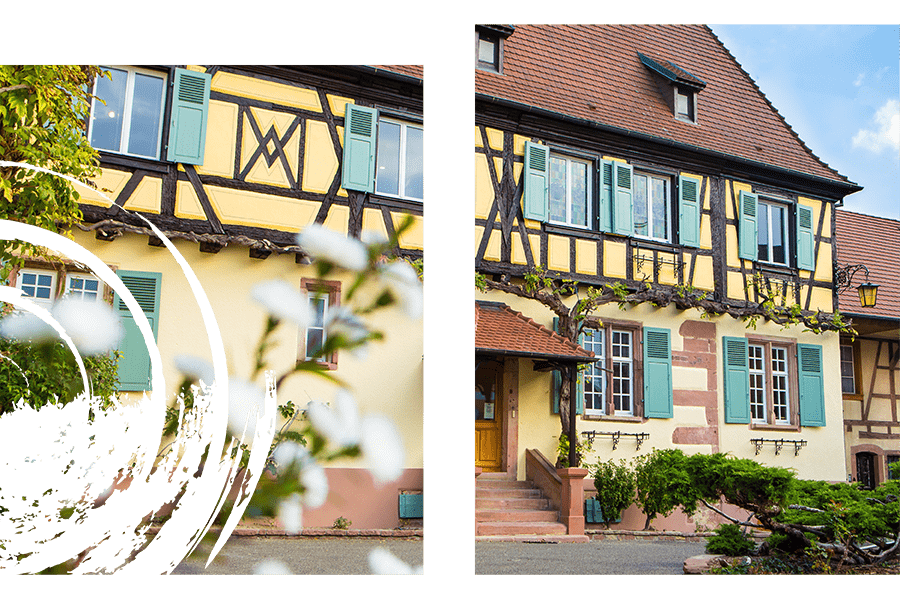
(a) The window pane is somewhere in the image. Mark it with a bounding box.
[570,160,588,227]
[633,174,648,236]
[306,329,324,358]
[404,126,423,200]
[375,121,400,196]
[127,73,164,158]
[770,205,786,264]
[651,177,668,240]
[840,345,855,394]
[549,157,567,223]
[91,67,128,152]
[478,38,497,64]
[757,204,769,261]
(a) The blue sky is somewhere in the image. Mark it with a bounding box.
[710,25,899,220]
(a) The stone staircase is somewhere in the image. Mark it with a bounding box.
[475,472,570,539]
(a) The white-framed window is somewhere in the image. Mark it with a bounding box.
[15,269,56,307]
[748,340,794,426]
[305,294,327,361]
[89,66,167,160]
[633,172,670,242]
[65,274,101,302]
[549,154,591,228]
[582,329,606,416]
[840,344,857,395]
[611,329,634,416]
[375,117,423,201]
[757,200,789,265]
[675,85,696,122]
[476,29,501,72]
[299,279,341,369]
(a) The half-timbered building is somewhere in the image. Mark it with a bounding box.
[835,210,900,489]
[474,25,862,536]
[9,65,423,529]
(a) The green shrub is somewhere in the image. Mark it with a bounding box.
[633,448,700,530]
[591,458,635,526]
[705,523,756,556]
[0,338,120,414]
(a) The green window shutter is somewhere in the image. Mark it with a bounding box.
[114,270,162,392]
[643,328,673,418]
[341,104,378,193]
[796,205,816,271]
[722,336,750,423]
[550,317,582,415]
[523,141,549,221]
[738,191,758,261]
[598,160,613,232]
[166,68,211,165]
[611,161,634,236]
[798,344,826,426]
[678,175,701,248]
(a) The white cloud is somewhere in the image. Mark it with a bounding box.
[853,73,865,87]
[852,99,900,153]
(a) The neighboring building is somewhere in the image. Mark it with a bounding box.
[9,65,423,529]
[835,210,900,489]
[474,25,862,536]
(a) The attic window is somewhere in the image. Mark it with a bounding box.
[476,25,515,73]
[638,52,705,124]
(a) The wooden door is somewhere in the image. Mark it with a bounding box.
[475,360,502,471]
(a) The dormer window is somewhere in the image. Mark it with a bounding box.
[638,52,705,124]
[476,25,515,73]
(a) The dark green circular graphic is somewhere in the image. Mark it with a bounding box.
[0,221,275,575]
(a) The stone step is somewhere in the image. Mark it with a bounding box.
[476,497,550,510]
[476,509,559,522]
[475,486,542,499]
[476,521,568,536]
[475,479,535,489]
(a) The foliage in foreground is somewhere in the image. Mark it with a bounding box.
[591,458,635,527]
[705,523,756,556]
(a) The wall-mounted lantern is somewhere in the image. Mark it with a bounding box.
[835,264,878,308]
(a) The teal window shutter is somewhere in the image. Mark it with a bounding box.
[551,317,582,415]
[738,191,758,261]
[722,336,750,423]
[678,175,701,248]
[166,68,211,165]
[341,104,378,193]
[611,161,634,236]
[398,492,423,519]
[114,270,162,392]
[598,160,613,232]
[643,328,673,418]
[798,344,826,426]
[523,141,549,221]
[796,205,816,271]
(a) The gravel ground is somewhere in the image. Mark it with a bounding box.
[475,538,707,575]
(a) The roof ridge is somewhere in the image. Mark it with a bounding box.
[704,25,852,186]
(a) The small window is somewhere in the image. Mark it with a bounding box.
[675,86,695,122]
[16,269,56,307]
[633,172,670,242]
[375,118,423,201]
[65,274,101,302]
[611,330,634,416]
[299,279,341,369]
[840,344,857,395]
[887,455,900,480]
[89,66,167,160]
[583,329,606,416]
[549,154,591,228]
[579,326,637,417]
[757,200,789,265]
[476,30,501,72]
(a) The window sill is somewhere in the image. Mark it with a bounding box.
[99,151,171,174]
[842,393,864,402]
[582,414,643,423]
[368,194,423,214]
[544,223,602,240]
[749,422,800,433]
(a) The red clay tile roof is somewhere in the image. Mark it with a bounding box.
[371,65,422,79]
[834,210,900,320]
[476,25,852,187]
[475,301,595,362]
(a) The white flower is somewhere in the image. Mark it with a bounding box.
[325,306,369,344]
[0,311,54,342]
[299,459,328,509]
[250,280,310,327]
[306,390,361,447]
[174,354,215,387]
[253,559,292,575]
[360,229,388,246]
[277,493,303,534]
[368,548,422,575]
[272,440,308,469]
[296,224,368,271]
[227,378,266,439]
[52,298,124,354]
[378,260,423,319]
[360,414,404,486]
